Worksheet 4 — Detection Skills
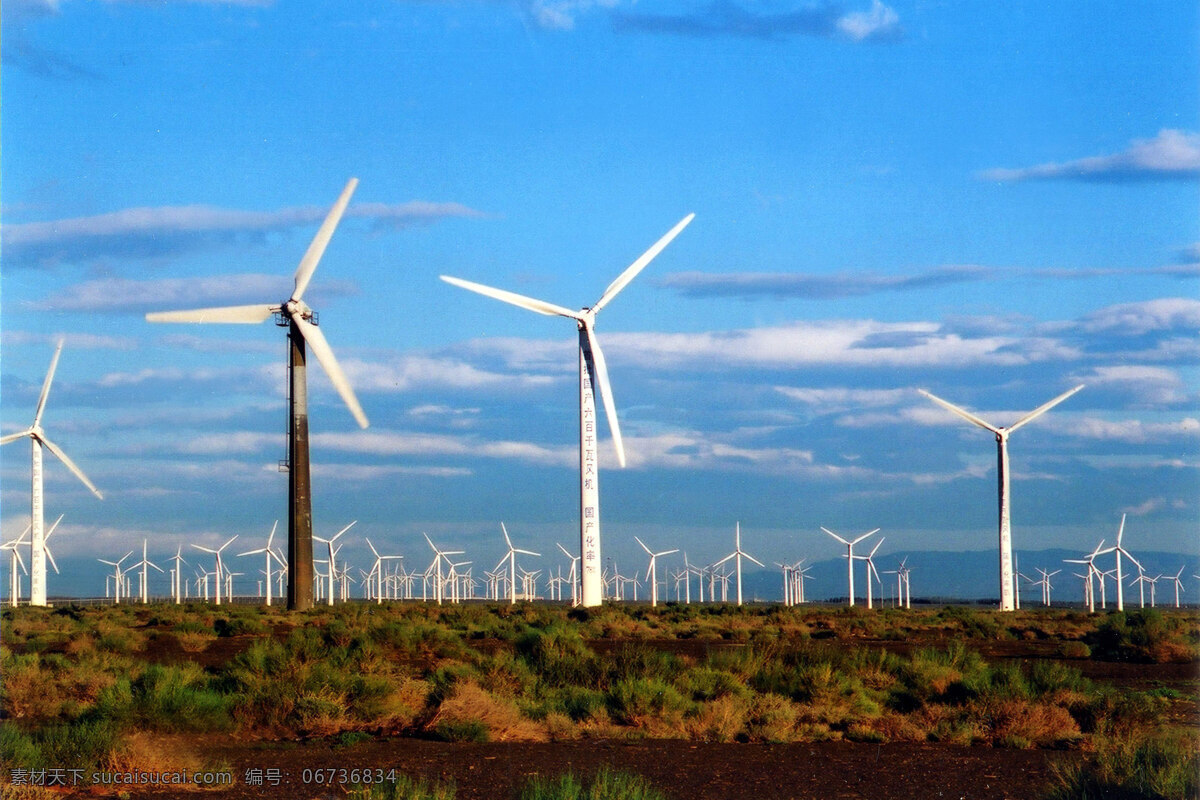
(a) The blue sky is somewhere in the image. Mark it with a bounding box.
[2,0,1198,595]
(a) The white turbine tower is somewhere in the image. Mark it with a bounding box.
[635,536,679,608]
[1167,567,1185,608]
[1095,514,1140,612]
[714,522,763,606]
[146,180,368,612]
[440,214,694,607]
[852,537,885,610]
[918,384,1084,611]
[1,342,104,606]
[821,526,879,607]
[496,523,540,604]
[192,536,238,606]
[238,521,282,606]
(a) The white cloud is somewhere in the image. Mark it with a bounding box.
[1,330,138,350]
[837,0,900,41]
[1077,297,1200,336]
[776,386,911,409]
[979,129,1200,182]
[1121,497,1166,516]
[1058,416,1200,444]
[1070,365,1190,406]
[341,355,555,393]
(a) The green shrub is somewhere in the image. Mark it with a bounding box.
[1049,732,1200,800]
[519,767,668,800]
[348,773,456,800]
[432,719,489,742]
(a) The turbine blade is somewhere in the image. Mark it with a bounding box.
[820,527,850,545]
[852,528,881,545]
[45,514,65,540]
[292,314,369,428]
[267,520,278,549]
[635,536,652,555]
[331,520,357,541]
[0,430,33,446]
[44,544,60,574]
[592,213,695,314]
[439,275,583,320]
[1007,384,1085,433]
[367,538,381,559]
[583,322,625,468]
[744,553,765,568]
[293,178,358,303]
[501,521,513,550]
[39,436,103,499]
[34,340,64,428]
[918,389,1000,434]
[146,304,276,324]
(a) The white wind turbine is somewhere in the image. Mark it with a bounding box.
[192,536,238,606]
[2,525,31,607]
[556,543,580,607]
[169,546,189,605]
[133,539,164,604]
[852,537,885,610]
[313,520,355,606]
[1063,539,1107,614]
[1094,514,1140,612]
[821,526,879,608]
[918,384,1084,611]
[238,521,283,606]
[146,180,368,612]
[1,342,104,606]
[423,533,464,606]
[714,522,763,606]
[365,538,403,604]
[635,536,679,608]
[496,522,540,604]
[1167,567,1185,608]
[441,214,693,607]
[99,551,134,604]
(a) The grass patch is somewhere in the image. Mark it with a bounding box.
[519,767,668,800]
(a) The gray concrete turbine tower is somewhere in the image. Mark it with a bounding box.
[1,341,104,606]
[146,180,369,611]
[440,214,693,607]
[918,384,1083,612]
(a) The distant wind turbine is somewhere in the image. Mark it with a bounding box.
[495,523,540,604]
[192,536,238,606]
[238,521,283,606]
[821,526,879,607]
[313,521,355,606]
[852,537,885,610]
[918,384,1084,611]
[635,536,678,608]
[714,522,763,606]
[99,551,134,605]
[440,214,694,607]
[2,525,31,607]
[1,342,104,606]
[1094,514,1139,612]
[146,180,368,612]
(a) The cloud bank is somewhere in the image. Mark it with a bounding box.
[613,0,900,42]
[979,130,1200,183]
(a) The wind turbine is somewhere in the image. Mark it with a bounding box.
[423,533,463,606]
[1094,514,1140,612]
[312,520,355,606]
[192,536,238,606]
[132,539,164,604]
[2,525,31,607]
[635,536,678,608]
[918,384,1084,611]
[98,551,134,604]
[714,522,763,606]
[238,521,282,606]
[556,543,580,607]
[496,523,540,604]
[1167,567,1185,608]
[821,526,879,607]
[365,538,403,604]
[168,546,189,605]
[440,214,693,607]
[1064,539,1106,614]
[1,341,104,606]
[852,537,885,610]
[145,180,368,612]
